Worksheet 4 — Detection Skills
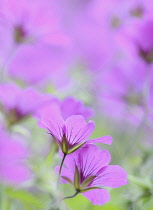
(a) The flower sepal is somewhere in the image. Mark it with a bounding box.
[61,176,73,185]
[74,165,80,190]
[80,175,96,190]
[67,142,86,154]
[61,134,69,154]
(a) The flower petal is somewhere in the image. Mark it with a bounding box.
[93,165,128,188]
[82,189,110,205]
[0,164,31,184]
[38,103,65,142]
[78,145,111,178]
[89,135,113,145]
[61,97,94,120]
[0,83,21,110]
[65,115,95,146]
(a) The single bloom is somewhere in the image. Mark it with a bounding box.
[56,144,128,205]
[0,0,70,85]
[94,58,149,125]
[0,83,55,125]
[0,128,31,185]
[38,113,112,155]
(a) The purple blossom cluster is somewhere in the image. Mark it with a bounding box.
[1,0,153,209]
[1,0,153,126]
[0,82,127,205]
[0,83,94,186]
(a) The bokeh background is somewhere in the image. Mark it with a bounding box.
[0,0,153,209]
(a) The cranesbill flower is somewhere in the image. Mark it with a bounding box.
[0,0,70,85]
[0,83,55,125]
[36,96,94,121]
[95,58,148,125]
[126,19,153,63]
[0,128,31,184]
[56,144,128,205]
[38,113,112,172]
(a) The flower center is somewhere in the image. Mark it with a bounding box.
[14,25,27,43]
[130,6,144,18]
[139,47,153,63]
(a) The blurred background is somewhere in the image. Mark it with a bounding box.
[0,0,153,209]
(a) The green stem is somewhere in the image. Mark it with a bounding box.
[58,153,66,184]
[63,190,80,200]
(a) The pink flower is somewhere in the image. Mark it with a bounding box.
[0,0,70,85]
[0,83,55,124]
[61,97,94,120]
[94,56,149,125]
[56,144,128,205]
[0,129,31,185]
[38,114,112,155]
[36,96,94,121]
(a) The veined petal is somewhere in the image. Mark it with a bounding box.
[89,135,113,145]
[92,165,128,188]
[65,115,95,146]
[78,145,111,178]
[82,189,110,205]
[39,112,65,143]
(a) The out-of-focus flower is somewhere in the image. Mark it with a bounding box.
[0,128,31,184]
[95,57,150,125]
[36,96,94,121]
[0,0,71,85]
[125,18,153,64]
[61,97,94,120]
[38,114,112,155]
[54,0,140,72]
[0,83,55,125]
[60,97,94,120]
[56,144,127,205]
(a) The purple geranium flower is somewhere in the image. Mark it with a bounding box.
[56,144,128,205]
[0,0,70,85]
[94,58,149,125]
[36,96,94,121]
[0,83,55,125]
[38,113,112,156]
[0,128,31,185]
